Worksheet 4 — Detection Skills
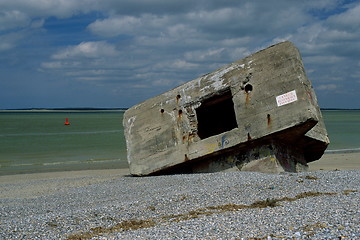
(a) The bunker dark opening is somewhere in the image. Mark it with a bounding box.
[196,90,238,139]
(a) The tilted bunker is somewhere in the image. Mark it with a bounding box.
[123,41,330,176]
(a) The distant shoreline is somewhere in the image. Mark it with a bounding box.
[325,148,360,154]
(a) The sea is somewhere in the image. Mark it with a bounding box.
[0,110,359,176]
[0,111,127,176]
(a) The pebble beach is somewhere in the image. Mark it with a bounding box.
[1,153,359,239]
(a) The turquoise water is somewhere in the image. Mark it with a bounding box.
[322,110,360,151]
[0,110,359,175]
[0,111,127,175]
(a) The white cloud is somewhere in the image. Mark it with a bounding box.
[185,48,226,62]
[170,59,198,69]
[41,61,62,69]
[0,1,94,32]
[2,0,360,108]
[186,7,238,25]
[75,76,106,81]
[166,23,198,38]
[0,0,96,18]
[0,42,14,51]
[88,14,175,38]
[0,31,27,51]
[87,16,142,37]
[41,2,360,102]
[229,48,252,60]
[51,41,119,59]
[184,47,250,63]
[41,41,124,83]
[152,79,177,87]
[327,3,360,30]
[220,37,253,47]
[30,18,45,28]
[0,10,29,30]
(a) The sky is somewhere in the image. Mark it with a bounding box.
[1,0,359,109]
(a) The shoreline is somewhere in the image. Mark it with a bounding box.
[0,151,359,179]
[0,152,358,200]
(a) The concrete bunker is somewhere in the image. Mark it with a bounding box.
[123,41,330,176]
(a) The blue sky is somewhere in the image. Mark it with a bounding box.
[1,0,359,109]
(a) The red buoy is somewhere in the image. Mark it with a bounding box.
[64,118,70,125]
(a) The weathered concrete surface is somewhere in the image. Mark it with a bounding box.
[123,41,329,176]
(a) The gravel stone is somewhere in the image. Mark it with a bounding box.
[0,170,359,239]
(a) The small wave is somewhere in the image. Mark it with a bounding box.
[0,162,37,167]
[325,148,360,154]
[0,130,122,137]
[42,160,85,166]
[1,158,123,168]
